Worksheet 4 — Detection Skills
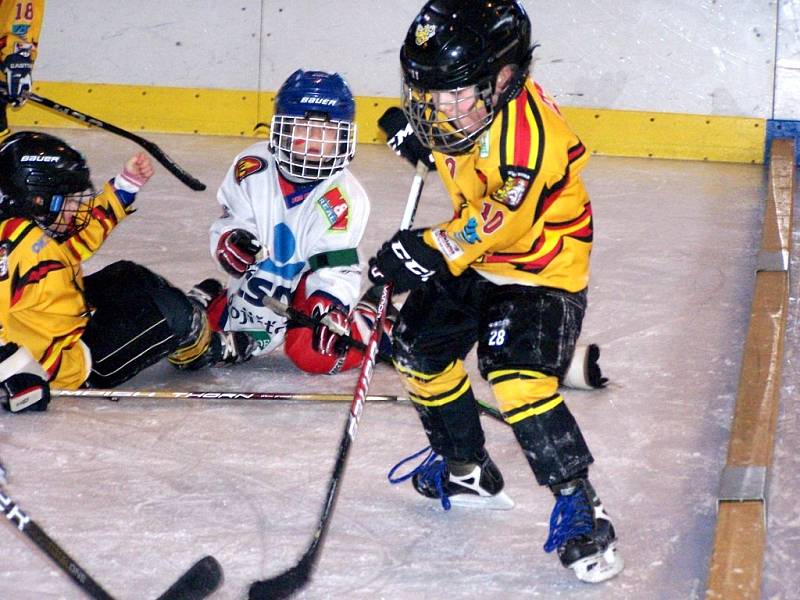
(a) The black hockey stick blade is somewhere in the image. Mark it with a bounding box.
[13,90,207,191]
[248,553,313,600]
[156,555,224,600]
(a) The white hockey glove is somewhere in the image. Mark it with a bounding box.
[0,343,51,413]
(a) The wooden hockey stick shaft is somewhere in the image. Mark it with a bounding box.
[10,90,207,191]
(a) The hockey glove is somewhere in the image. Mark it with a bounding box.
[368,229,446,294]
[378,107,435,170]
[2,49,33,107]
[309,294,350,357]
[215,229,260,276]
[0,343,50,413]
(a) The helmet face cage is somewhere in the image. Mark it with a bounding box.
[39,185,96,242]
[270,114,356,182]
[269,70,357,182]
[402,77,495,155]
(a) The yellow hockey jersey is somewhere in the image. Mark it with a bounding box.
[423,78,592,293]
[0,0,44,68]
[0,181,131,389]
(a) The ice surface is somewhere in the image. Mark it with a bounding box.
[0,128,796,600]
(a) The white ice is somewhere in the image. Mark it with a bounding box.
[1,128,798,600]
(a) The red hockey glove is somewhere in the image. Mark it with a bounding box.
[309,294,350,356]
[215,229,260,276]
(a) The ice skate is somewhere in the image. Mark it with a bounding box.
[388,446,514,511]
[544,478,624,583]
[187,278,224,309]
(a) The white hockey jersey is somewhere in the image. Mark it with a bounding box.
[210,142,370,356]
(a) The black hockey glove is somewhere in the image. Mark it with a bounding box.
[378,107,435,170]
[2,49,33,107]
[0,343,50,413]
[368,229,446,294]
[215,229,260,276]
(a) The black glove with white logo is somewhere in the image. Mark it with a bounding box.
[378,107,435,170]
[368,229,446,294]
[2,50,33,107]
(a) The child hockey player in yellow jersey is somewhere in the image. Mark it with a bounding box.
[0,0,45,136]
[0,132,254,413]
[371,0,623,584]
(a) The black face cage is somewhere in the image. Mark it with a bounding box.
[34,184,96,242]
[401,76,496,155]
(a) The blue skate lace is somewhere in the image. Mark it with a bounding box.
[387,446,451,511]
[543,489,593,553]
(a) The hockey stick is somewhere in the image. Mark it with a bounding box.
[248,161,428,600]
[8,90,207,191]
[53,388,403,403]
[0,463,223,599]
[52,387,507,422]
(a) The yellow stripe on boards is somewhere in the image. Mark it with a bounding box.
[11,81,765,164]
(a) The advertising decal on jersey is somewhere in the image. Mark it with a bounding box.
[317,187,349,231]
[235,156,267,184]
[491,169,532,210]
[431,228,464,261]
[0,242,9,280]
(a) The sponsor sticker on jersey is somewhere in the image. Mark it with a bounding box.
[317,187,349,231]
[235,156,266,184]
[11,24,30,37]
[431,228,463,261]
[491,170,532,210]
[0,242,9,280]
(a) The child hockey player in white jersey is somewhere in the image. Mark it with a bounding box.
[195,70,382,375]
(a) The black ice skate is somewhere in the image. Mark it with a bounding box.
[544,478,624,583]
[187,278,224,309]
[388,446,514,511]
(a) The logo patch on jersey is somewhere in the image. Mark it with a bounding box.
[455,217,481,245]
[317,187,349,231]
[491,170,532,210]
[431,228,463,260]
[235,156,266,184]
[0,242,9,280]
[415,24,436,45]
[11,24,30,38]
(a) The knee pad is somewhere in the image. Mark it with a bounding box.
[488,369,561,424]
[395,359,471,407]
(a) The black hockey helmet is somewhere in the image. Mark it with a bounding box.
[0,131,95,241]
[400,0,535,154]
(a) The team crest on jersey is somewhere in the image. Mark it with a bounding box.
[317,188,349,231]
[0,243,9,280]
[415,24,436,45]
[235,156,266,184]
[492,170,532,210]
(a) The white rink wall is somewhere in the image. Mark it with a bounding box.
[35,0,800,120]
